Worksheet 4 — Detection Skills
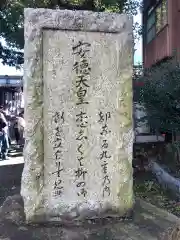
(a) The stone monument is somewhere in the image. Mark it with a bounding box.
[22,8,133,223]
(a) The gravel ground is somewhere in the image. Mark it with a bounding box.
[134,172,180,217]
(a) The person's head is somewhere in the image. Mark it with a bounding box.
[0,106,4,112]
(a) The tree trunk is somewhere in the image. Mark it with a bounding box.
[148,159,180,199]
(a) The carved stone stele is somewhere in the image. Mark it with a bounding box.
[21,8,133,223]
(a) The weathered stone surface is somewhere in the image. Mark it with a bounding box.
[0,195,25,225]
[22,8,133,223]
[0,195,179,240]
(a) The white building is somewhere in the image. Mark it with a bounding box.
[0,75,23,115]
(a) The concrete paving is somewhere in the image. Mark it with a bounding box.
[0,144,24,205]
[0,156,24,166]
[0,144,24,166]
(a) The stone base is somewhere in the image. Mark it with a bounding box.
[0,195,179,239]
[27,204,134,225]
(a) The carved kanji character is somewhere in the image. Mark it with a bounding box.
[103,175,111,186]
[76,129,87,141]
[75,168,87,179]
[76,87,89,105]
[76,181,85,188]
[102,140,108,149]
[54,140,62,149]
[100,124,111,136]
[54,179,63,189]
[77,144,84,155]
[76,75,89,88]
[78,156,84,166]
[53,188,63,197]
[54,149,62,161]
[101,162,108,174]
[72,41,91,57]
[77,187,87,197]
[76,111,88,128]
[100,151,111,160]
[98,112,111,123]
[52,161,63,177]
[53,111,65,124]
[103,186,110,197]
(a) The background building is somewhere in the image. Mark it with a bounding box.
[141,0,180,142]
[0,75,23,115]
[143,0,180,68]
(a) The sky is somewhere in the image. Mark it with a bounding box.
[133,12,142,64]
[0,12,142,76]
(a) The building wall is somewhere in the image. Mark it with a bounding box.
[144,26,170,67]
[169,0,180,55]
[143,0,180,68]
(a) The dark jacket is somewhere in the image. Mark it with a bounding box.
[0,113,7,131]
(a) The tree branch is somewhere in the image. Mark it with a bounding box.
[0,43,23,68]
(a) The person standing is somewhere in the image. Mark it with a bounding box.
[13,117,20,145]
[18,112,25,146]
[2,106,11,145]
[0,111,9,160]
[13,115,25,146]
[0,106,11,144]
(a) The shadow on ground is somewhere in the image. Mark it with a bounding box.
[0,144,23,205]
[8,144,23,158]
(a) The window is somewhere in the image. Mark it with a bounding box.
[146,0,167,43]
[146,11,156,43]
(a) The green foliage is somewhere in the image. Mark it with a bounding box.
[134,56,180,133]
[0,0,141,68]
